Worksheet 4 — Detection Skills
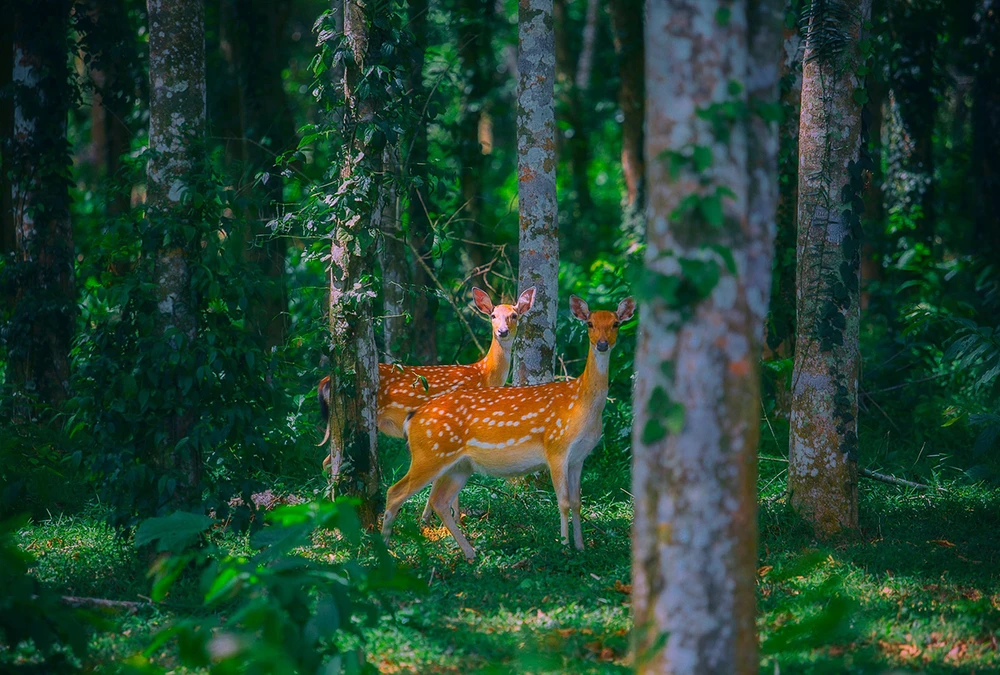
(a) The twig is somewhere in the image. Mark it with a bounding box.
[864,373,948,396]
[406,238,485,353]
[861,392,903,434]
[860,468,939,491]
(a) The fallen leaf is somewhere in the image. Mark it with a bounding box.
[758,565,773,577]
[613,580,631,594]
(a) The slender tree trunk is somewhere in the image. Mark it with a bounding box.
[608,0,644,241]
[8,0,76,410]
[147,0,206,502]
[407,0,438,364]
[632,1,779,670]
[514,0,558,386]
[380,146,406,360]
[788,0,872,536]
[326,0,383,527]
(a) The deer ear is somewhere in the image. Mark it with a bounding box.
[569,295,590,322]
[516,287,536,315]
[616,297,636,322]
[472,287,494,314]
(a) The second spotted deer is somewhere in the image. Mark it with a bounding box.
[381,295,635,561]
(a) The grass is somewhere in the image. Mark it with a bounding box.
[11,435,1000,673]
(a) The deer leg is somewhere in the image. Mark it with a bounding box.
[568,462,585,550]
[421,491,460,524]
[548,461,572,547]
[428,466,475,561]
[382,460,440,544]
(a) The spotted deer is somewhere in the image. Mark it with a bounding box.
[381,295,636,561]
[318,287,536,466]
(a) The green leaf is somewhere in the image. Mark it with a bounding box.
[853,88,869,105]
[692,145,713,173]
[715,6,731,26]
[135,512,215,554]
[700,193,725,228]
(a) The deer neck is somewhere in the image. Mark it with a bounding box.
[576,344,611,409]
[478,336,512,387]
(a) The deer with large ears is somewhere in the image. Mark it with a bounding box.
[381,295,636,561]
[318,287,536,466]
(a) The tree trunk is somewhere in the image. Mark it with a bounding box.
[147,0,206,503]
[608,0,644,240]
[514,0,558,386]
[632,1,779,670]
[973,0,1000,263]
[326,0,383,527]
[1,15,14,259]
[788,0,872,536]
[380,146,406,360]
[8,0,77,410]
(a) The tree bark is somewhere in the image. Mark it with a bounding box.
[147,0,206,503]
[514,0,558,386]
[326,0,383,527]
[608,0,645,238]
[632,0,778,671]
[407,0,438,364]
[8,0,77,410]
[553,0,593,218]
[788,0,872,536]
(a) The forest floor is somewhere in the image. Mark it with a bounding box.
[16,439,1000,674]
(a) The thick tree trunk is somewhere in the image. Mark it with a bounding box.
[147,0,206,502]
[632,1,779,671]
[407,0,437,364]
[608,0,644,239]
[8,0,76,410]
[326,0,383,527]
[514,0,558,386]
[788,0,872,536]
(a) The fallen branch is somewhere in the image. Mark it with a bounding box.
[60,596,146,612]
[860,468,939,491]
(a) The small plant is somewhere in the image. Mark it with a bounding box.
[127,499,413,674]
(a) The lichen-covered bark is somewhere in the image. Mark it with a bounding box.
[514,0,558,386]
[147,0,206,499]
[327,0,383,527]
[609,0,645,213]
[788,0,872,536]
[632,1,777,672]
[8,0,76,409]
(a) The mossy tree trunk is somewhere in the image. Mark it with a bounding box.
[326,0,383,527]
[631,0,780,671]
[147,0,207,503]
[8,0,77,412]
[788,0,872,536]
[514,0,558,386]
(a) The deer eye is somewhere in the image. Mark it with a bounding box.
[613,321,620,328]
[510,314,518,320]
[490,312,495,319]
[587,321,594,328]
